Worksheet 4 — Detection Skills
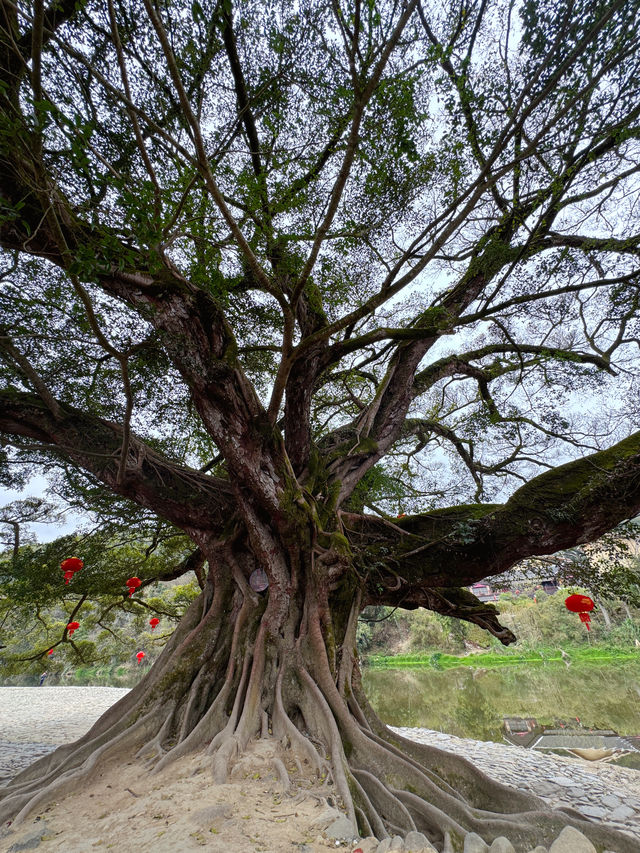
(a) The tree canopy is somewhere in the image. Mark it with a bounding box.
[1,0,640,848]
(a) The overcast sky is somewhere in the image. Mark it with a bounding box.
[0,475,84,543]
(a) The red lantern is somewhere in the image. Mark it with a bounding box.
[61,557,83,584]
[125,577,142,597]
[149,617,159,631]
[564,594,594,612]
[136,651,145,664]
[565,594,595,631]
[66,621,80,637]
[61,557,83,573]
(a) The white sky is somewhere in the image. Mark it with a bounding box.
[0,475,84,543]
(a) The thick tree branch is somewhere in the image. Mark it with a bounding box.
[0,328,62,418]
[322,225,522,497]
[367,584,517,645]
[412,343,615,397]
[345,430,640,620]
[155,547,206,587]
[0,118,287,513]
[542,231,640,257]
[0,390,233,532]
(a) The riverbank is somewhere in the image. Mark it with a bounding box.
[391,727,640,837]
[1,687,640,851]
[366,645,640,669]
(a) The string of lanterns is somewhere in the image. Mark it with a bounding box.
[53,559,158,666]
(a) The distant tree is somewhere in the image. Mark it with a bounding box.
[0,498,61,563]
[1,0,640,848]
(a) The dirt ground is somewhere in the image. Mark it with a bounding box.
[0,739,358,853]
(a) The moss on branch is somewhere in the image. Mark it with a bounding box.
[346,430,640,601]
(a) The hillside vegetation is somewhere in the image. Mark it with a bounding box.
[358,586,640,667]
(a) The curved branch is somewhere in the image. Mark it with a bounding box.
[0,390,232,532]
[368,585,517,646]
[0,328,62,418]
[412,343,615,397]
[344,430,640,623]
[542,231,640,257]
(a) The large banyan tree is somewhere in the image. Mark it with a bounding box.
[1,0,640,848]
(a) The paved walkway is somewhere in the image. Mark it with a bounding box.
[392,726,640,843]
[1,688,640,843]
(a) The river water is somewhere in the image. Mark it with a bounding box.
[363,658,640,752]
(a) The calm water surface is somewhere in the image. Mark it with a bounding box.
[363,659,640,742]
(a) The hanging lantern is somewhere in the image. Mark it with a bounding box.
[249,568,269,593]
[66,621,80,637]
[61,557,83,584]
[565,594,595,631]
[61,557,83,573]
[136,651,145,664]
[149,617,160,631]
[125,577,142,597]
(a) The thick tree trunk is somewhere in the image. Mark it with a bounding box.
[0,540,637,853]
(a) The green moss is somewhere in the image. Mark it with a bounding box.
[305,444,324,493]
[324,622,336,674]
[503,431,640,522]
[419,503,500,521]
[325,433,378,467]
[414,304,451,330]
[303,279,324,314]
[351,436,378,454]
[465,235,519,281]
[316,480,342,521]
[329,531,351,555]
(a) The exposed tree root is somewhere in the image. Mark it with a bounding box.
[135,710,174,767]
[353,768,417,833]
[1,709,161,828]
[273,667,328,778]
[2,577,639,853]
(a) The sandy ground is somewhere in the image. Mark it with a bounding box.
[1,746,346,853]
[0,688,352,853]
